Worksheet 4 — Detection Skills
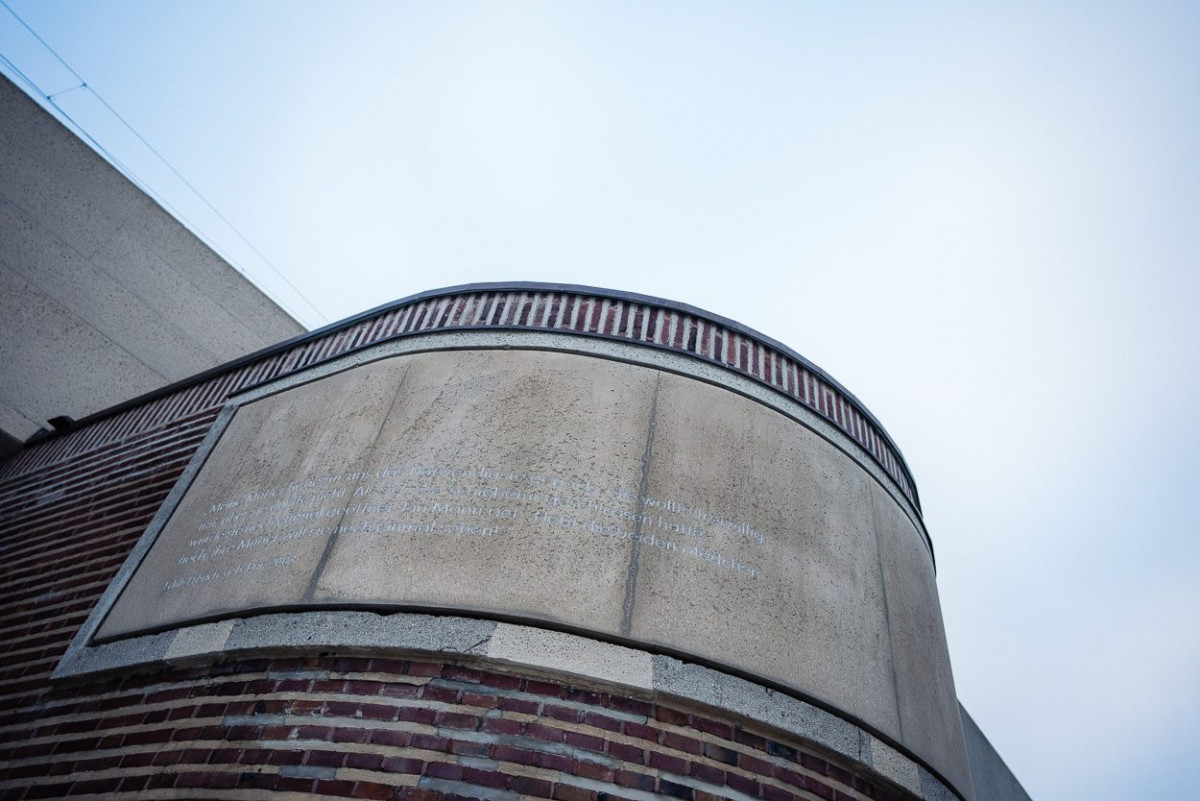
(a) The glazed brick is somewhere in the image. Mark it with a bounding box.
[347,752,386,771]
[480,672,522,691]
[268,749,306,766]
[574,759,616,783]
[295,724,336,741]
[661,732,703,755]
[331,657,371,673]
[491,744,536,766]
[67,777,122,794]
[306,749,345,768]
[565,688,604,707]
[354,781,398,799]
[406,661,443,677]
[581,711,622,733]
[435,710,479,730]
[360,703,398,722]
[509,774,554,796]
[691,717,734,740]
[398,706,438,725]
[806,778,835,801]
[657,777,694,800]
[564,731,605,753]
[703,742,738,765]
[761,782,798,801]
[151,748,186,766]
[368,658,411,674]
[655,706,690,726]
[423,760,464,781]
[315,778,358,795]
[442,665,485,684]
[553,782,597,801]
[118,774,151,791]
[313,679,348,693]
[525,722,566,743]
[497,696,539,714]
[333,726,374,744]
[382,756,425,775]
[543,704,582,724]
[606,696,653,717]
[535,752,573,773]
[800,752,828,773]
[828,763,855,787]
[524,680,565,699]
[278,775,318,792]
[742,752,775,774]
[647,750,688,774]
[463,766,509,788]
[482,716,523,736]
[409,732,451,752]
[460,691,499,708]
[345,679,384,695]
[119,751,157,768]
[289,699,325,716]
[769,741,799,762]
[607,741,645,764]
[325,701,360,717]
[731,727,768,751]
[725,772,761,796]
[688,761,725,784]
[772,767,811,791]
[449,739,491,758]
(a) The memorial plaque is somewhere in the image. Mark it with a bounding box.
[96,346,927,742]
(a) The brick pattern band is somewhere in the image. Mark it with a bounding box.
[0,283,919,515]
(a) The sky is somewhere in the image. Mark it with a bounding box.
[2,2,1198,800]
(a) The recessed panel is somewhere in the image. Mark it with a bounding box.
[97,346,945,764]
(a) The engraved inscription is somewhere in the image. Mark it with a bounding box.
[158,463,767,594]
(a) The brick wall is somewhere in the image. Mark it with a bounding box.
[1,655,912,801]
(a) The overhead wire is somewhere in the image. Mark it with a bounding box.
[0,0,329,326]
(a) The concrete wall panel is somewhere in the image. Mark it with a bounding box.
[0,75,302,441]
[94,344,969,794]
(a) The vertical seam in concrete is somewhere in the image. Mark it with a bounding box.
[303,365,410,602]
[621,374,660,637]
[870,492,906,742]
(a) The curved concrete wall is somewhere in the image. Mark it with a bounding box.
[61,286,970,798]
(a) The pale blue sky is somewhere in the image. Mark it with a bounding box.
[3,3,1199,800]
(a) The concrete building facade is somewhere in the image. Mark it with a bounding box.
[1,283,1031,801]
[0,66,1030,801]
[0,73,303,457]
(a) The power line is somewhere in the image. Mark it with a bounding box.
[0,0,329,326]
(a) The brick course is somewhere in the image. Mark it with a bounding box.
[0,656,915,801]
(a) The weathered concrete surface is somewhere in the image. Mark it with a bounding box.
[0,74,302,443]
[873,488,972,795]
[961,707,1033,801]
[632,371,900,739]
[97,361,396,635]
[97,345,970,796]
[314,349,653,627]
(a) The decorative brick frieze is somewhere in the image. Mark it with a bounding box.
[0,284,919,513]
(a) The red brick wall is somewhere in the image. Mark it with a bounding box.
[1,654,911,801]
